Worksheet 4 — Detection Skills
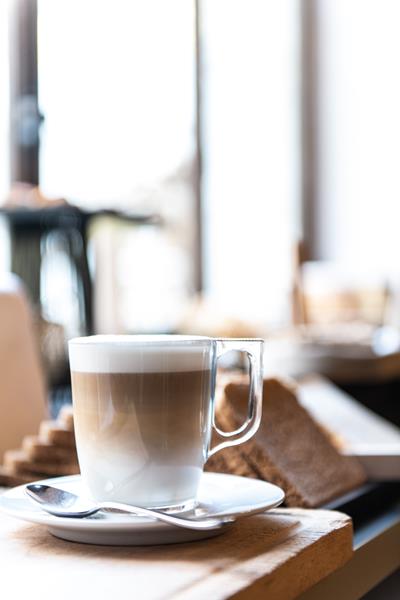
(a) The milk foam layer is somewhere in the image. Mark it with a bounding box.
[69,335,213,373]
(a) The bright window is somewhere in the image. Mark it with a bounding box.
[38,0,196,206]
[202,0,300,328]
[37,0,196,333]
[316,0,400,275]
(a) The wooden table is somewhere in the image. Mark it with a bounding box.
[0,500,352,600]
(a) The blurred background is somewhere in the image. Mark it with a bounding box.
[2,0,400,419]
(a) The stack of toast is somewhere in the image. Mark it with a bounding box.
[0,405,79,486]
[205,376,367,507]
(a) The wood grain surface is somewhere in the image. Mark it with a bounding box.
[0,496,353,600]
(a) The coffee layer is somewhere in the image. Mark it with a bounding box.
[69,335,213,373]
[71,369,212,506]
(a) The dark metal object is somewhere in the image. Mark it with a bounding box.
[9,0,42,184]
[299,0,320,259]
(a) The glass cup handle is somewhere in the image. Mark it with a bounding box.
[207,338,264,458]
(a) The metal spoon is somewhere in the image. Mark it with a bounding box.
[25,484,233,531]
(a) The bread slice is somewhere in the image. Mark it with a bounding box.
[57,405,74,431]
[206,376,367,507]
[205,442,259,479]
[4,449,79,477]
[22,435,77,463]
[39,421,76,448]
[0,404,79,483]
[0,465,37,486]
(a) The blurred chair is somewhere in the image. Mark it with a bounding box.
[0,274,48,462]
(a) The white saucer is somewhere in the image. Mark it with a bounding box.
[0,472,284,546]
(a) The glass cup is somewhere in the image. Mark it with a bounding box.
[69,335,263,511]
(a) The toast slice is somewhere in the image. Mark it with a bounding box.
[205,442,260,479]
[57,405,74,431]
[0,465,37,486]
[39,421,76,448]
[22,435,77,463]
[3,449,79,477]
[206,376,366,507]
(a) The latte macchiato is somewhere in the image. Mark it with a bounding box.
[69,335,263,510]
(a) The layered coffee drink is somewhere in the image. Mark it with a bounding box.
[70,336,213,509]
[69,334,264,510]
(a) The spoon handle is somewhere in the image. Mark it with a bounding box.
[98,501,231,530]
